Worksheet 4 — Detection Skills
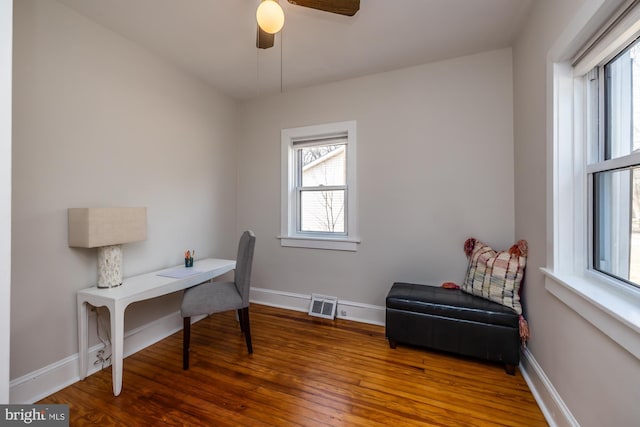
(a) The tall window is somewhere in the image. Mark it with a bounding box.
[587,38,640,288]
[297,142,346,234]
[280,121,358,251]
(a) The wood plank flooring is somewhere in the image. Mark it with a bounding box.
[40,304,547,426]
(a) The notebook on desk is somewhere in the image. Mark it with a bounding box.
[156,268,202,279]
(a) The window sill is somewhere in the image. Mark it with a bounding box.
[541,267,640,360]
[278,235,360,251]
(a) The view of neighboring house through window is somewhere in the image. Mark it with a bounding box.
[588,37,640,287]
[297,142,346,234]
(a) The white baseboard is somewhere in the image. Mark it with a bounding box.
[520,347,579,427]
[249,287,386,325]
[249,287,310,312]
[9,309,196,404]
[10,343,103,404]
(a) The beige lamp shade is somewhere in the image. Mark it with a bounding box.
[68,207,147,288]
[68,207,147,248]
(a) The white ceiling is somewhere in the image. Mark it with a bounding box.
[56,0,533,100]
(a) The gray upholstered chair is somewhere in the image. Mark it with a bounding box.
[181,230,256,370]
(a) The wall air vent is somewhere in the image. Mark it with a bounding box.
[308,294,338,319]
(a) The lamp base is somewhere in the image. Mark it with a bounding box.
[97,245,123,288]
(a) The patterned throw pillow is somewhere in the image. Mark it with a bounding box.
[462,238,528,314]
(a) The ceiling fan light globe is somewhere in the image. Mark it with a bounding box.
[256,0,285,34]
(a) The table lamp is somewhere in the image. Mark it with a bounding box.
[68,207,147,288]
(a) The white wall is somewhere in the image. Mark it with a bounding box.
[238,49,515,308]
[0,0,13,404]
[11,0,238,381]
[514,0,640,425]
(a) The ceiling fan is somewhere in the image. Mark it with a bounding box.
[257,0,360,49]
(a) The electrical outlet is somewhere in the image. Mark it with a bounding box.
[340,310,347,317]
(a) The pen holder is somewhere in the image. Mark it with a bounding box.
[185,257,193,268]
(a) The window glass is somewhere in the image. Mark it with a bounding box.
[300,190,345,233]
[605,39,640,160]
[297,143,347,234]
[590,37,640,289]
[299,144,346,187]
[594,167,640,284]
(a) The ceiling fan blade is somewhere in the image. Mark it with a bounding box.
[257,26,275,49]
[287,0,359,16]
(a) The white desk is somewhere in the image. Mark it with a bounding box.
[77,258,236,396]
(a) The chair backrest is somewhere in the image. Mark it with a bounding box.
[235,230,256,306]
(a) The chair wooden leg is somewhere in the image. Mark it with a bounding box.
[237,308,245,333]
[241,307,253,354]
[183,317,191,370]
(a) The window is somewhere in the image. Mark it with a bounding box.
[542,0,640,361]
[587,38,640,288]
[298,143,346,234]
[280,121,359,251]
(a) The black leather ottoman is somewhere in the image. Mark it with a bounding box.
[385,282,520,374]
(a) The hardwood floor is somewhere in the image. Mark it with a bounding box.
[40,304,547,426]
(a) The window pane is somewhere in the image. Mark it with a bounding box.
[594,167,640,286]
[300,190,345,233]
[299,144,346,187]
[605,39,640,160]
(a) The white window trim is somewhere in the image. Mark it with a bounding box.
[279,121,359,251]
[544,0,640,361]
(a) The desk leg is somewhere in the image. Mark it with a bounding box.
[110,303,125,396]
[77,298,88,380]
